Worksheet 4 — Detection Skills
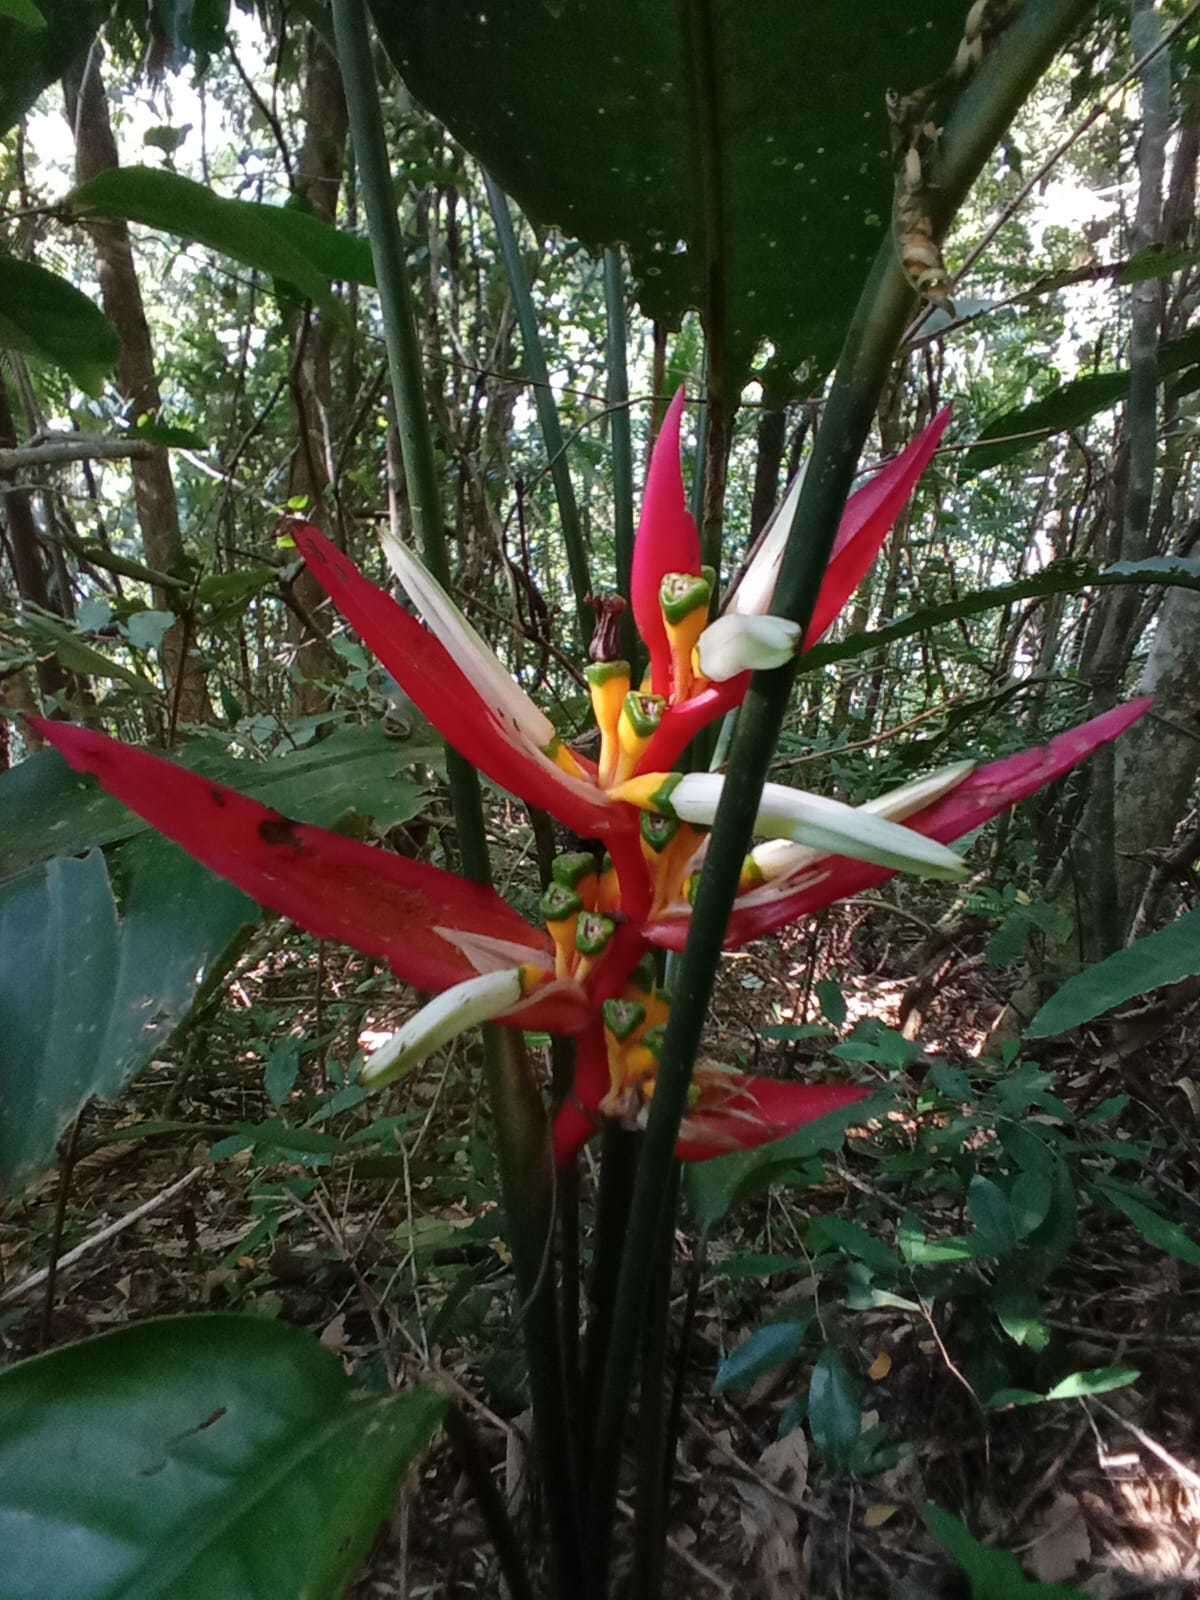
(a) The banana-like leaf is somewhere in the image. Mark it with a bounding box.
[69,167,376,312]
[0,0,103,133]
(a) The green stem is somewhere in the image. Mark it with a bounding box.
[330,0,490,882]
[582,1125,641,1465]
[485,172,593,647]
[604,246,637,666]
[629,1165,680,1600]
[586,3,1097,1584]
[333,10,577,1588]
[483,1028,586,1596]
[444,1404,538,1600]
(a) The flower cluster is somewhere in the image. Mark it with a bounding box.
[33,394,1148,1162]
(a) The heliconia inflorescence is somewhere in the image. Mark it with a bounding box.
[30,392,1152,1161]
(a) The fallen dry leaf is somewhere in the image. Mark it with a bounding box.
[1027,1492,1090,1584]
[863,1503,899,1529]
[868,1350,892,1381]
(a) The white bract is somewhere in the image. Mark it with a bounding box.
[669,773,968,880]
[361,968,524,1087]
[694,613,801,680]
[725,463,806,617]
[748,760,977,883]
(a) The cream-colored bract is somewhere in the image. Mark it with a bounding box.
[381,529,610,809]
[433,926,554,976]
[746,760,978,883]
[669,773,968,880]
[724,463,806,617]
[382,530,557,748]
[694,613,801,680]
[361,968,526,1088]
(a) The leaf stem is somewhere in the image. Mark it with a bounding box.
[444,1403,538,1600]
[604,246,637,665]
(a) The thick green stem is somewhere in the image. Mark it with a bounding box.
[586,3,1097,1583]
[582,1125,641,1465]
[444,1404,537,1600]
[334,6,577,1584]
[486,172,593,647]
[604,246,638,666]
[331,0,490,881]
[483,1028,586,1596]
[630,1166,680,1600]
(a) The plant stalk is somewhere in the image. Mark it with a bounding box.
[586,2,1099,1583]
[330,0,490,882]
[604,245,638,665]
[486,172,593,648]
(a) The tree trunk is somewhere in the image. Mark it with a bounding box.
[62,46,210,728]
[0,375,70,708]
[285,25,349,716]
[1076,0,1170,954]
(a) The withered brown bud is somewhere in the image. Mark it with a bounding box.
[586,592,628,663]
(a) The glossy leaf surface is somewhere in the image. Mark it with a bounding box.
[69,167,375,312]
[0,840,252,1187]
[0,1315,445,1599]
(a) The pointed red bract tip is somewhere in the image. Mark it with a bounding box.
[632,387,702,697]
[292,523,619,842]
[549,1026,870,1166]
[645,697,1155,952]
[805,408,951,648]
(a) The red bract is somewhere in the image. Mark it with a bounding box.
[631,388,703,698]
[632,407,952,777]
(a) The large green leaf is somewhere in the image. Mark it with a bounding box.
[371,0,952,381]
[0,1314,445,1599]
[964,324,1200,474]
[1,722,438,882]
[0,256,119,395]
[68,167,376,312]
[0,839,253,1187]
[0,0,103,134]
[0,0,46,29]
[1028,906,1200,1037]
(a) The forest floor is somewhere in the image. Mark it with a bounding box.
[2,885,1199,1599]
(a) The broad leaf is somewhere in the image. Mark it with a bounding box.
[807,1347,861,1471]
[0,0,45,28]
[1028,906,1200,1037]
[68,168,375,313]
[1095,1182,1200,1267]
[371,0,953,382]
[0,0,103,134]
[0,255,119,395]
[0,840,252,1188]
[0,1315,445,1599]
[922,1504,1085,1598]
